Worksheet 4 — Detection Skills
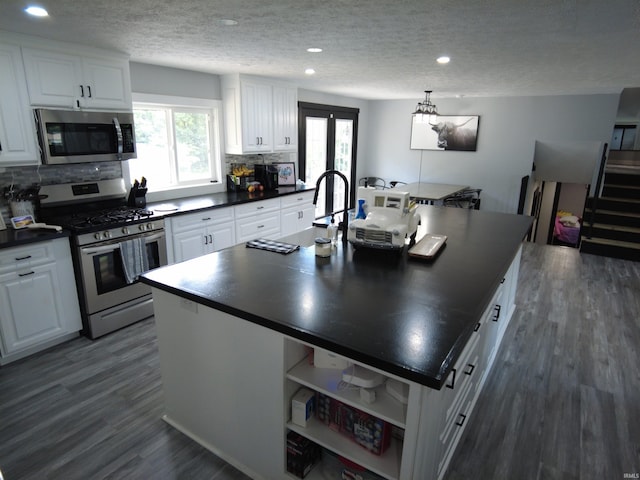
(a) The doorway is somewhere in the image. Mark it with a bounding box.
[298,102,359,218]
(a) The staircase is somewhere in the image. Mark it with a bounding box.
[580,168,640,261]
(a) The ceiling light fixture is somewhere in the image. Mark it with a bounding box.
[304,68,316,75]
[412,90,438,124]
[24,5,49,17]
[307,47,322,53]
[437,56,450,64]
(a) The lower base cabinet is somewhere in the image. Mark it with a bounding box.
[0,237,82,364]
[151,245,523,480]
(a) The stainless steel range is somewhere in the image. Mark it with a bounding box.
[39,179,167,339]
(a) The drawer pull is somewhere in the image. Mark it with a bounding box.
[446,368,456,389]
[501,277,505,284]
[19,271,35,277]
[15,255,32,261]
[257,224,264,229]
[492,304,501,322]
[464,363,475,376]
[455,413,467,427]
[202,217,211,221]
[474,322,481,332]
[256,206,264,210]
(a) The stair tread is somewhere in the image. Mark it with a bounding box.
[580,237,640,249]
[599,196,640,204]
[583,222,640,233]
[584,208,640,218]
[604,183,640,190]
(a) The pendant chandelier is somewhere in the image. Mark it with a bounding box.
[413,90,438,124]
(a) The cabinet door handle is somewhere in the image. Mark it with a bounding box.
[501,277,506,284]
[204,235,208,245]
[15,255,32,261]
[87,85,92,98]
[474,322,481,332]
[256,206,264,210]
[0,139,3,151]
[492,304,502,322]
[455,413,467,427]
[80,85,85,97]
[446,368,456,389]
[464,363,475,376]
[257,224,264,229]
[19,271,35,277]
[202,217,211,221]
[209,234,213,244]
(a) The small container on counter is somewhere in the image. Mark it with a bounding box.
[315,237,332,257]
[327,215,339,246]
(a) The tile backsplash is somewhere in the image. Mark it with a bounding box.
[0,162,123,224]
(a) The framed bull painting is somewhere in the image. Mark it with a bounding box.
[410,115,480,151]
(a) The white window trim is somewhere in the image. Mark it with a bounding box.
[126,92,226,203]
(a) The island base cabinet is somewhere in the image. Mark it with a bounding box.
[151,289,286,480]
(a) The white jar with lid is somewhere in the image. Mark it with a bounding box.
[315,237,331,257]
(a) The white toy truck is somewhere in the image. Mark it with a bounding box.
[347,187,419,250]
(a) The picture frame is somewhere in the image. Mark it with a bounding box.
[274,162,296,186]
[11,214,35,229]
[410,115,480,151]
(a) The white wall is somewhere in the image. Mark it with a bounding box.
[130,62,221,99]
[366,94,620,213]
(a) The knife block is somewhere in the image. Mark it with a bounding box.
[128,187,147,208]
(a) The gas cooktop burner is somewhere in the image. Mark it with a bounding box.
[48,206,155,231]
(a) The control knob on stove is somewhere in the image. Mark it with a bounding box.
[94,232,102,240]
[122,227,129,235]
[103,231,112,239]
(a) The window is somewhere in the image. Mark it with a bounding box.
[130,94,222,193]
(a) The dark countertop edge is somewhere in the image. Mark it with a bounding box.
[143,277,446,389]
[148,185,316,220]
[0,228,71,250]
[1,185,315,249]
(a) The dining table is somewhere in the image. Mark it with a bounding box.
[390,182,469,204]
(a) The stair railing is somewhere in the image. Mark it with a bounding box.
[586,142,608,239]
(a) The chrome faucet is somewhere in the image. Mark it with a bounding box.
[313,169,350,241]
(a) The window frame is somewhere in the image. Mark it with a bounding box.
[126,93,225,202]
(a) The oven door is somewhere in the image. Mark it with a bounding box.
[78,230,167,315]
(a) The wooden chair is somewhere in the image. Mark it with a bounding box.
[443,189,482,210]
[358,177,386,189]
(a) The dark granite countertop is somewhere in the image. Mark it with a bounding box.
[0,228,71,250]
[141,206,533,389]
[0,185,315,249]
[147,185,316,218]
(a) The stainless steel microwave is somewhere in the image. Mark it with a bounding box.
[35,109,136,164]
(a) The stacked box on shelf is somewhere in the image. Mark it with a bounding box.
[287,430,321,479]
[316,393,391,456]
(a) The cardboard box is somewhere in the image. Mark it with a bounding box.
[292,388,315,427]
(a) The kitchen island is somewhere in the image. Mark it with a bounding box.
[141,205,533,480]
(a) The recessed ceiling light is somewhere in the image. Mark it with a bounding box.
[437,56,450,64]
[219,18,238,26]
[305,68,316,75]
[25,5,49,17]
[307,47,323,53]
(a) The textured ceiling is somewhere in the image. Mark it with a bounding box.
[1,0,639,100]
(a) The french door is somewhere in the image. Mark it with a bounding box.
[298,102,359,218]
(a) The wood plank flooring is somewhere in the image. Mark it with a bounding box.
[445,243,640,480]
[0,242,638,479]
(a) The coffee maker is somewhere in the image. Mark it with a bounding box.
[254,164,279,190]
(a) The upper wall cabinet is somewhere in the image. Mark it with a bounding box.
[22,47,132,111]
[222,74,298,155]
[0,44,39,166]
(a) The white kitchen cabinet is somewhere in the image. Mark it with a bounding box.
[22,47,132,110]
[166,207,235,264]
[0,44,39,166]
[222,74,297,154]
[272,84,298,152]
[234,197,281,243]
[0,237,82,365]
[280,191,315,236]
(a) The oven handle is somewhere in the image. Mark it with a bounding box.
[80,232,165,255]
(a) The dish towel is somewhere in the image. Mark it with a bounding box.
[246,238,300,254]
[120,237,150,284]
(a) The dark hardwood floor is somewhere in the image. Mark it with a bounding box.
[0,242,638,479]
